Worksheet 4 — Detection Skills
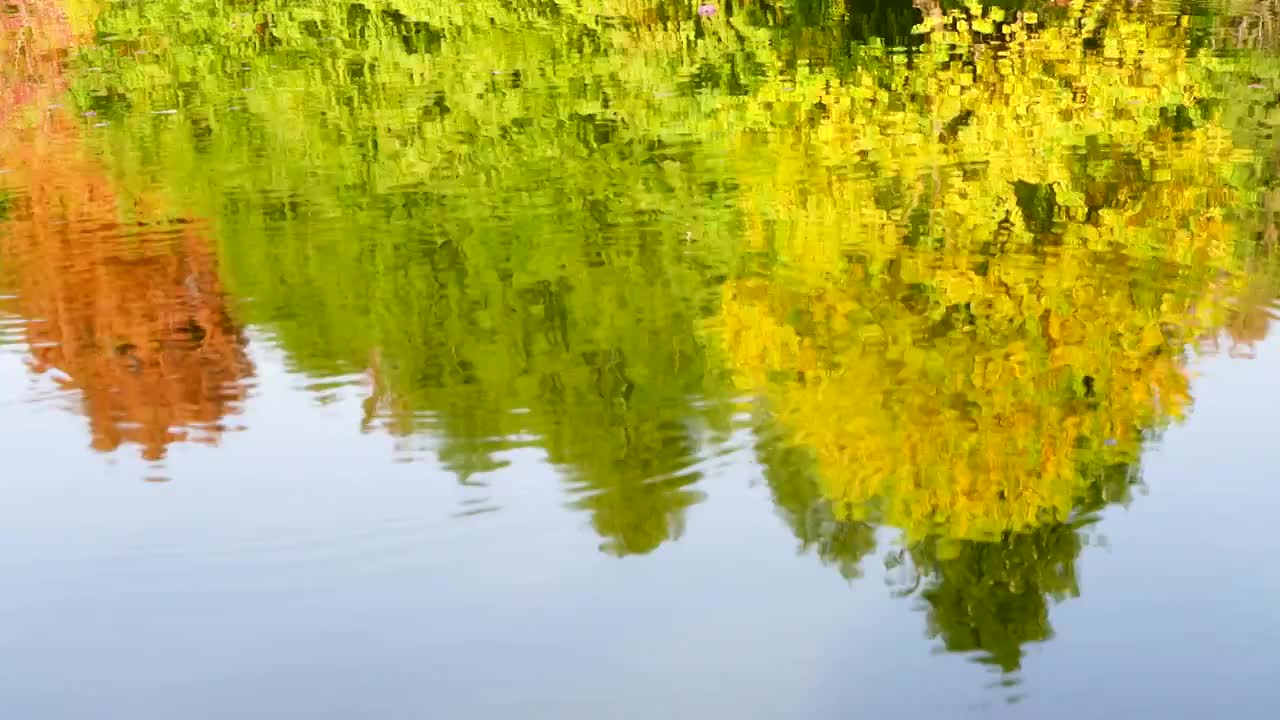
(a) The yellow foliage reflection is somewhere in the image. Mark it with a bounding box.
[714,5,1275,541]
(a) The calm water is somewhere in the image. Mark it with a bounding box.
[3,0,1280,716]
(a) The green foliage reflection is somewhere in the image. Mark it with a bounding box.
[31,0,1280,677]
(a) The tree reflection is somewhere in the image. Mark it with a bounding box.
[902,460,1137,672]
[715,1,1280,676]
[48,0,1280,579]
[757,423,878,579]
[0,0,252,461]
[914,526,1080,673]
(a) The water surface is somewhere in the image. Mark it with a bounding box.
[2,1,1280,717]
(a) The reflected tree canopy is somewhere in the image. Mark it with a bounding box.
[2,0,1279,678]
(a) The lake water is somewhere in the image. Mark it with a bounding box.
[2,1,1280,717]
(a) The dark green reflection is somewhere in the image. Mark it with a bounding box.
[757,422,878,580]
[74,0,750,555]
[909,461,1138,673]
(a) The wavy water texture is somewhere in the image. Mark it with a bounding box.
[3,0,1280,679]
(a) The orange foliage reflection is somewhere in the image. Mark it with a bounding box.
[1,0,252,461]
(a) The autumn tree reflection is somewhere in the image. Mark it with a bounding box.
[714,4,1280,673]
[53,0,1280,580]
[0,0,251,461]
